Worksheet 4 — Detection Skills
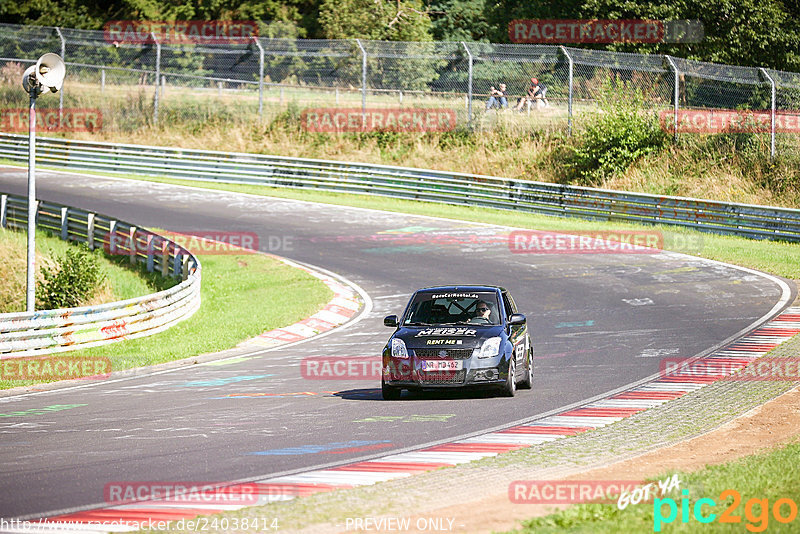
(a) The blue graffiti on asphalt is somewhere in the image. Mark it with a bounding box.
[249,440,391,456]
[172,374,273,387]
[555,320,595,328]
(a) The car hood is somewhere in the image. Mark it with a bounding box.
[395,325,505,349]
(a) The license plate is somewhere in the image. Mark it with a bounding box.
[420,360,462,371]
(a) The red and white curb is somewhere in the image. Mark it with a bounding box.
[17,308,798,533]
[237,258,362,349]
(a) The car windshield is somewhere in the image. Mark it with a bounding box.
[403,291,501,326]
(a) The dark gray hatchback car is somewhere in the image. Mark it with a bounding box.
[381,285,533,400]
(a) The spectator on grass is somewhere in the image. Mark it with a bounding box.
[516,78,548,111]
[486,83,508,110]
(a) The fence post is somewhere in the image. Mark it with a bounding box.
[665,55,680,141]
[759,68,777,160]
[152,32,161,124]
[462,42,473,126]
[252,36,265,118]
[356,39,367,126]
[55,27,65,119]
[0,194,6,228]
[101,68,105,92]
[559,46,574,136]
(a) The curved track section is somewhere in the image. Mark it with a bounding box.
[0,167,793,520]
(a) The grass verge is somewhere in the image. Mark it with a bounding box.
[0,237,333,390]
[506,439,800,533]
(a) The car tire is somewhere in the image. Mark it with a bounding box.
[502,358,516,397]
[382,379,402,400]
[519,347,533,389]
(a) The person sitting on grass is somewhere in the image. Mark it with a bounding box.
[486,83,508,110]
[515,78,538,111]
[516,78,548,111]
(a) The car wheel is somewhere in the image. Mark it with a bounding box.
[519,353,533,390]
[382,379,402,400]
[502,358,516,397]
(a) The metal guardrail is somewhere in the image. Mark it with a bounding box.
[0,133,799,242]
[0,192,201,357]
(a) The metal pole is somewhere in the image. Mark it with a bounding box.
[560,46,573,136]
[55,27,65,119]
[253,36,264,118]
[152,32,161,124]
[665,55,680,141]
[759,68,776,160]
[26,89,37,312]
[356,39,367,126]
[462,42,473,126]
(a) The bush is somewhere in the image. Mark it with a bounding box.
[564,82,668,185]
[37,245,105,310]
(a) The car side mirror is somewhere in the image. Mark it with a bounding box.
[509,313,526,326]
[384,315,399,328]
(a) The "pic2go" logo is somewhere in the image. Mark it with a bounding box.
[654,489,798,532]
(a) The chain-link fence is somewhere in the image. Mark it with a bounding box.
[1,22,799,156]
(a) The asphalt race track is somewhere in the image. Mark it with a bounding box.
[0,167,793,520]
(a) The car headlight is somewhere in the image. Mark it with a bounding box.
[478,337,502,358]
[391,338,409,359]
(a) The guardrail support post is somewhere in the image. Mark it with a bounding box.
[173,251,182,279]
[253,36,265,118]
[109,220,117,254]
[665,55,680,141]
[356,39,367,127]
[182,255,190,281]
[152,32,161,125]
[0,194,6,228]
[161,240,169,276]
[55,27,65,120]
[60,207,68,240]
[87,212,95,250]
[462,42,474,126]
[560,46,574,136]
[759,68,777,160]
[146,234,154,272]
[129,226,137,265]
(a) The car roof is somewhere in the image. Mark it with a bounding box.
[414,285,507,294]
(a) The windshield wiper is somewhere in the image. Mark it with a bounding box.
[405,322,432,326]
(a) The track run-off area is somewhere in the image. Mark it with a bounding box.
[0,166,794,526]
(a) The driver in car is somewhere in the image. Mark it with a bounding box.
[471,300,493,323]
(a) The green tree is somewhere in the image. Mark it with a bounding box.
[319,0,433,41]
[428,0,492,42]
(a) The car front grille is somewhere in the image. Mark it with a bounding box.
[414,349,473,359]
[419,370,466,384]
